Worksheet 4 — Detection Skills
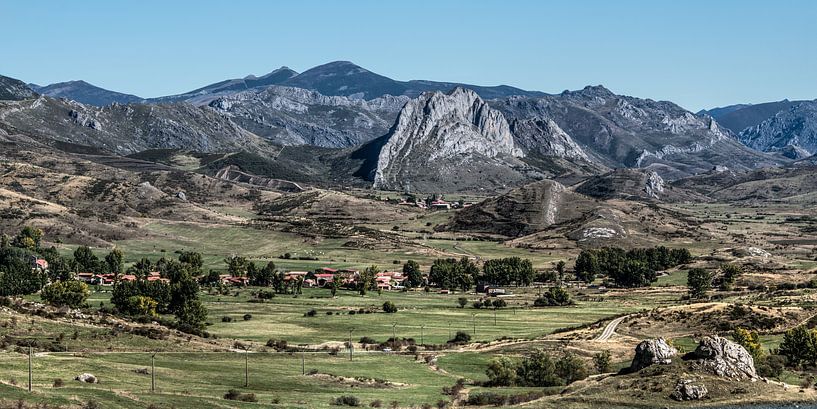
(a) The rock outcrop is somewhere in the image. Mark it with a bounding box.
[372,87,528,192]
[0,75,36,101]
[671,379,708,401]
[688,335,757,380]
[630,338,678,371]
[510,118,590,161]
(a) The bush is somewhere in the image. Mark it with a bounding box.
[472,301,483,309]
[457,297,468,308]
[448,331,471,344]
[370,400,383,408]
[53,378,64,388]
[359,336,377,344]
[305,309,317,317]
[382,301,397,313]
[221,316,233,323]
[332,395,361,406]
[243,314,253,321]
[593,350,612,373]
[223,389,258,402]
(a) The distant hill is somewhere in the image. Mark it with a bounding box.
[738,100,817,158]
[30,80,144,106]
[701,100,802,134]
[148,66,298,104]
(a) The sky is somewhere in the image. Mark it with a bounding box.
[1,0,815,111]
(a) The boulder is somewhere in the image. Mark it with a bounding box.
[75,373,98,383]
[689,335,756,379]
[671,379,708,401]
[630,338,678,371]
[176,191,187,201]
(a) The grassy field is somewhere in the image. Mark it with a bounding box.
[0,351,457,408]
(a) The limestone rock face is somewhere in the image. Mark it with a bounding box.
[373,87,525,191]
[671,379,708,401]
[510,118,589,161]
[644,171,665,199]
[630,338,678,371]
[690,335,756,379]
[75,373,98,383]
[739,101,817,157]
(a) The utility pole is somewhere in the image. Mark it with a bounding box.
[494,308,497,326]
[302,350,306,375]
[151,353,156,393]
[244,347,250,388]
[472,313,476,337]
[28,346,32,392]
[392,323,397,349]
[420,325,425,346]
[448,322,451,341]
[349,328,354,361]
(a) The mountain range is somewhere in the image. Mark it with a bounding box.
[2,61,816,194]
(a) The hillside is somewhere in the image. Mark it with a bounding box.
[0,74,37,101]
[492,86,784,179]
[739,100,817,158]
[704,99,801,134]
[30,80,144,106]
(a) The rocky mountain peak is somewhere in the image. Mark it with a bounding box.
[739,100,817,157]
[371,87,525,191]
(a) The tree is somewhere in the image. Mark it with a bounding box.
[330,279,339,297]
[358,266,378,295]
[719,263,744,290]
[124,295,159,317]
[449,331,471,344]
[41,280,90,308]
[201,270,221,286]
[224,255,248,277]
[45,254,74,282]
[175,299,207,328]
[250,261,276,286]
[687,268,713,299]
[73,246,100,273]
[593,350,612,373]
[534,287,572,306]
[178,251,203,275]
[105,249,124,278]
[13,226,43,250]
[555,352,588,384]
[733,327,763,359]
[457,297,468,308]
[131,258,153,279]
[516,349,562,387]
[383,301,397,313]
[0,246,47,296]
[610,260,656,288]
[486,356,518,386]
[779,325,817,367]
[556,260,567,282]
[403,260,423,288]
[574,252,597,283]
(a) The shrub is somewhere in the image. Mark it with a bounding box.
[448,331,471,344]
[534,287,571,307]
[359,336,377,344]
[383,301,397,313]
[370,399,383,408]
[221,316,233,323]
[472,301,483,309]
[593,350,612,373]
[305,309,317,317]
[53,378,64,388]
[332,395,361,406]
[242,314,253,321]
[457,297,468,308]
[223,389,258,402]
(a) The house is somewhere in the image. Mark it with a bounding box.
[77,272,95,283]
[29,257,48,271]
[317,267,338,274]
[120,274,138,282]
[220,275,248,286]
[486,287,506,296]
[430,200,451,210]
[285,271,309,282]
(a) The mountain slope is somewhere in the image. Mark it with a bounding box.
[492,85,783,179]
[370,87,533,192]
[30,80,144,106]
[206,85,408,147]
[0,75,37,101]
[279,61,545,100]
[704,100,801,134]
[738,100,817,158]
[149,67,298,104]
[0,95,271,155]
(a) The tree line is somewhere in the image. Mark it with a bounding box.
[574,246,692,287]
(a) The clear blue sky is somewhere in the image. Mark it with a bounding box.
[1,0,815,111]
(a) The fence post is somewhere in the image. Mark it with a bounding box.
[151,353,156,393]
[28,346,32,392]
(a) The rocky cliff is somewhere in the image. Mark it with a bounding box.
[371,87,530,192]
[0,75,37,101]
